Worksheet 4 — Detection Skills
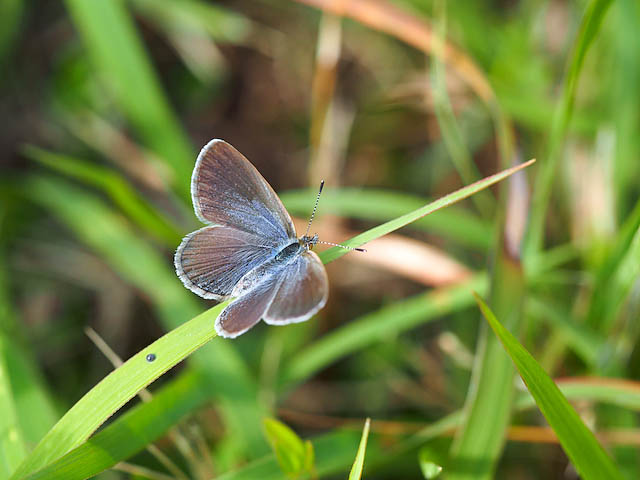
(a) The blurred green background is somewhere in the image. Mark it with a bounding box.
[1,0,639,478]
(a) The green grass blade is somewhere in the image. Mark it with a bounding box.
[449,242,525,480]
[10,302,225,479]
[1,342,58,447]
[0,246,58,449]
[525,0,614,257]
[474,293,625,480]
[63,0,194,198]
[318,159,535,263]
[282,275,487,386]
[263,418,314,478]
[24,146,183,246]
[596,225,640,332]
[280,188,492,249]
[418,448,443,479]
[21,370,209,480]
[348,418,371,480]
[587,199,640,328]
[0,336,28,477]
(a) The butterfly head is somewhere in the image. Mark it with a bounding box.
[301,181,366,253]
[300,233,319,251]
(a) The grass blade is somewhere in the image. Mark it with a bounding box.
[449,245,525,480]
[21,370,209,480]
[474,293,624,480]
[0,337,28,477]
[318,159,535,263]
[263,418,315,478]
[587,199,640,328]
[0,245,58,451]
[10,302,225,479]
[348,418,371,480]
[280,188,492,249]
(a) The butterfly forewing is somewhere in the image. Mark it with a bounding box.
[192,140,296,242]
[174,225,277,300]
[264,250,328,325]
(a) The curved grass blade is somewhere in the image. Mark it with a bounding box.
[280,188,492,249]
[10,303,225,479]
[21,370,209,480]
[0,336,27,477]
[0,244,58,454]
[318,159,534,264]
[586,199,640,328]
[474,293,624,480]
[348,418,371,480]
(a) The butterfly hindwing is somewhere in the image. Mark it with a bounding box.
[264,250,328,325]
[215,274,281,338]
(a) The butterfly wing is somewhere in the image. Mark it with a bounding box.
[215,274,281,338]
[263,250,328,325]
[174,225,278,300]
[191,139,296,242]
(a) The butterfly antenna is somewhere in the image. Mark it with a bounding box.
[304,180,324,237]
[317,240,366,253]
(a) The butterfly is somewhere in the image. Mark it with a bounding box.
[175,139,348,338]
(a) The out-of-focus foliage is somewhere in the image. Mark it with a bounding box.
[1,0,640,478]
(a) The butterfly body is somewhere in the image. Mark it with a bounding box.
[175,139,329,338]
